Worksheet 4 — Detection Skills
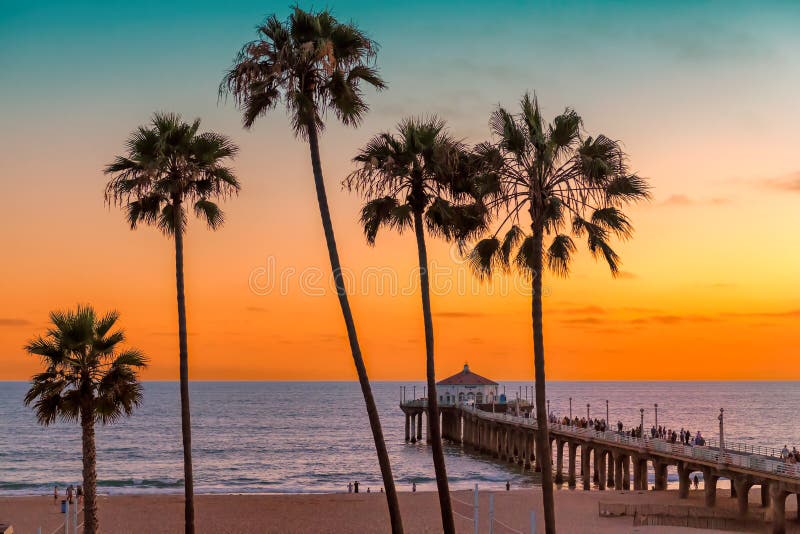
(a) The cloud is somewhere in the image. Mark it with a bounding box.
[558,306,605,315]
[561,317,605,325]
[764,171,800,192]
[0,318,32,326]
[721,309,800,319]
[245,306,269,313]
[435,311,487,319]
[660,195,731,206]
[616,271,638,280]
[630,314,715,325]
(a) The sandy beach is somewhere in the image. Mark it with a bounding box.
[2,487,795,534]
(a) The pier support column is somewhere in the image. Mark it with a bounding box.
[593,450,600,484]
[654,461,668,491]
[734,476,753,518]
[568,442,577,488]
[632,457,640,490]
[622,455,631,490]
[581,444,591,490]
[555,441,564,484]
[405,414,410,442]
[607,451,615,488]
[416,412,423,440]
[640,458,649,490]
[677,462,691,499]
[770,484,788,534]
[703,469,718,507]
[598,450,607,490]
[730,479,737,498]
[762,483,771,508]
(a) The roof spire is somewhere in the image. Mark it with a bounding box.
[463,362,469,373]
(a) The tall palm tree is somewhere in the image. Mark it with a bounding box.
[104,112,240,534]
[220,8,404,532]
[468,93,650,533]
[24,305,147,534]
[346,117,488,534]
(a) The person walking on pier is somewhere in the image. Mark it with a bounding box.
[693,475,699,490]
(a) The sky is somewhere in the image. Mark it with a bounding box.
[1,1,798,381]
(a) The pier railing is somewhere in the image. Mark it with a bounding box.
[460,405,800,480]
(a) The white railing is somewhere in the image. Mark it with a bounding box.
[458,405,800,480]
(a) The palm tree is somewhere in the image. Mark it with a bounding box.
[104,112,240,534]
[346,117,488,533]
[24,305,147,534]
[220,8,404,532]
[467,93,650,533]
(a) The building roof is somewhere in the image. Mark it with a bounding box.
[437,364,498,386]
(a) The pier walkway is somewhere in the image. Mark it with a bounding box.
[401,400,800,533]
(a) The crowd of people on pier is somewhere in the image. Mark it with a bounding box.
[781,445,800,463]
[548,413,706,447]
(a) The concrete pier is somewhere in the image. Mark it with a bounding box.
[402,401,800,534]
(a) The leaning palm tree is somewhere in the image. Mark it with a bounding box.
[346,117,488,534]
[468,93,650,534]
[104,112,240,534]
[24,305,147,534]
[220,8,403,532]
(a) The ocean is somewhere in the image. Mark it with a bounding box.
[1,381,798,495]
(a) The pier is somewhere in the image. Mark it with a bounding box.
[401,400,800,533]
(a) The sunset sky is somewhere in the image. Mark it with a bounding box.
[2,1,798,381]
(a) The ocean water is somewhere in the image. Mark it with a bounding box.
[1,381,798,495]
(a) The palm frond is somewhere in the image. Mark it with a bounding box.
[547,234,575,277]
[466,238,502,279]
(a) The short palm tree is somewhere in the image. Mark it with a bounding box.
[468,93,650,534]
[221,8,403,532]
[24,305,146,534]
[346,117,488,534]
[104,112,240,534]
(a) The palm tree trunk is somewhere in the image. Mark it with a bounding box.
[532,226,556,533]
[306,125,403,534]
[413,210,455,534]
[174,212,195,534]
[80,403,98,534]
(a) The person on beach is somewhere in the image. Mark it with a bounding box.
[506,481,510,491]
[353,481,359,493]
[347,482,352,493]
[412,482,416,493]
[53,485,59,502]
[77,485,83,504]
[693,475,699,490]
[66,484,74,504]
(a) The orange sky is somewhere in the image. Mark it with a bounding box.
[2,2,799,381]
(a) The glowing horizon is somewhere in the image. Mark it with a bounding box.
[2,1,799,381]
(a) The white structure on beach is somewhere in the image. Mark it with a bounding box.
[436,363,498,405]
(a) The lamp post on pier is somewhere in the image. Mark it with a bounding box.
[605,400,609,424]
[654,403,658,429]
[586,403,590,421]
[413,385,416,400]
[423,386,426,399]
[547,399,550,417]
[718,408,725,456]
[569,397,572,419]
[640,408,644,438]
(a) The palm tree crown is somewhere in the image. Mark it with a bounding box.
[468,93,649,277]
[346,116,486,244]
[104,112,240,234]
[220,6,386,136]
[24,305,146,426]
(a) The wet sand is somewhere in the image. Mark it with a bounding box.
[1,487,794,533]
